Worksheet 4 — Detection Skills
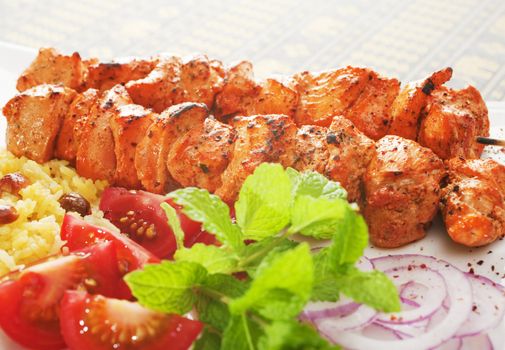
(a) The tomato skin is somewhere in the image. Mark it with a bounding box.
[0,279,66,350]
[99,187,202,258]
[61,214,159,272]
[80,241,132,300]
[60,291,203,350]
[0,242,135,350]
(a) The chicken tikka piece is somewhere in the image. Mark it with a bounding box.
[215,114,297,203]
[85,56,159,91]
[76,84,132,182]
[214,61,298,119]
[167,116,235,193]
[343,71,400,140]
[135,102,209,194]
[289,66,370,127]
[126,55,224,113]
[363,135,445,248]
[55,88,100,164]
[2,84,77,163]
[418,85,489,160]
[441,158,505,247]
[110,104,156,189]
[292,116,375,203]
[388,67,453,140]
[16,48,87,92]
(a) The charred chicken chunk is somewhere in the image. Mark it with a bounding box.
[290,66,370,127]
[215,114,297,203]
[167,116,235,193]
[2,84,77,163]
[76,85,132,181]
[441,158,505,247]
[127,55,223,113]
[135,102,209,194]
[214,61,297,119]
[110,104,155,188]
[86,56,158,91]
[16,48,87,92]
[55,88,100,163]
[292,116,375,203]
[388,67,452,140]
[364,135,445,248]
[343,72,400,140]
[325,117,376,203]
[418,85,489,160]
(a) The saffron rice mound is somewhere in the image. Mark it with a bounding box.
[0,149,108,275]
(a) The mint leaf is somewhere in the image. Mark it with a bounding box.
[288,196,350,239]
[287,168,347,200]
[193,328,221,350]
[196,295,230,331]
[196,274,249,331]
[258,320,340,350]
[335,268,401,312]
[175,244,238,274]
[230,243,313,320]
[310,249,342,302]
[168,188,243,250]
[326,209,368,266]
[235,163,291,240]
[203,273,249,298]
[124,261,207,314]
[239,237,297,276]
[161,202,185,250]
[221,314,263,350]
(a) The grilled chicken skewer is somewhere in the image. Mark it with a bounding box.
[3,48,496,249]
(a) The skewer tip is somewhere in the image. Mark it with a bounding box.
[476,136,505,147]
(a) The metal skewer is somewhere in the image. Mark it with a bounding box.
[476,136,505,147]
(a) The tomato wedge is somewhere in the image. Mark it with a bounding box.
[60,291,203,350]
[61,214,159,273]
[0,242,126,350]
[99,187,203,258]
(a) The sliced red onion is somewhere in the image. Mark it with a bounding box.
[301,300,359,322]
[454,273,505,338]
[375,318,429,339]
[320,255,472,350]
[400,281,427,308]
[377,266,446,324]
[460,333,494,350]
[360,322,403,340]
[314,304,377,332]
[431,337,462,350]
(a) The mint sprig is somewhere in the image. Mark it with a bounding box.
[125,163,400,349]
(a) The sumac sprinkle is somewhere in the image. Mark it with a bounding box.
[0,205,18,224]
[58,192,91,216]
[0,172,29,195]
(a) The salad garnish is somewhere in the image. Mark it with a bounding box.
[125,163,400,349]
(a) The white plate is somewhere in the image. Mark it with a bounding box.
[0,41,504,349]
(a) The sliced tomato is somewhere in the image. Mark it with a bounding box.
[99,187,202,258]
[0,243,125,350]
[61,214,159,272]
[80,241,132,300]
[60,291,203,350]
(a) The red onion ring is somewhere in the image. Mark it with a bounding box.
[319,255,472,350]
[460,333,493,350]
[454,273,505,338]
[314,304,377,332]
[377,266,447,324]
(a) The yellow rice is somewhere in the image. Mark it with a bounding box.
[0,150,108,275]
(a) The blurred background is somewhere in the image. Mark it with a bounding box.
[0,0,504,100]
